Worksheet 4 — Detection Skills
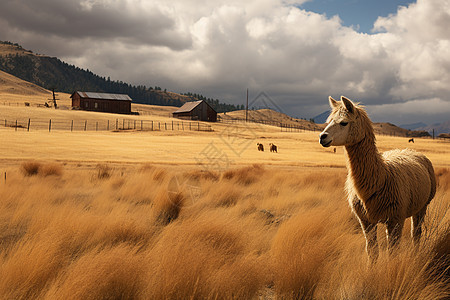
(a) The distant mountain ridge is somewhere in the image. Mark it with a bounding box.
[0,41,241,112]
[399,122,427,131]
[417,121,450,135]
[312,111,330,124]
[315,109,449,135]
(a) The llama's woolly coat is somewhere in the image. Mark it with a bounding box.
[346,146,436,224]
[320,96,436,260]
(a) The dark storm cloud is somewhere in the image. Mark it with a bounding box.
[0,0,191,50]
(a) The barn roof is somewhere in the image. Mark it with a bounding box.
[71,91,132,101]
[173,100,203,113]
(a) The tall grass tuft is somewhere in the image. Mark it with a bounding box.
[222,164,264,185]
[0,163,448,299]
[20,161,63,177]
[143,212,268,299]
[44,245,145,300]
[96,164,111,179]
[154,188,184,225]
[40,163,63,177]
[270,208,352,298]
[21,161,41,176]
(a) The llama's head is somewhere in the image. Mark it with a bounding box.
[319,96,373,147]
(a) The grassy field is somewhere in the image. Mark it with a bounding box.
[0,92,449,299]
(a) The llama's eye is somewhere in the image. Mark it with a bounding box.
[340,122,348,126]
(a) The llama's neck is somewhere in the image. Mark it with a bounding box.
[345,136,386,202]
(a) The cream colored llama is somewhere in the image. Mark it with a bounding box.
[319,96,436,261]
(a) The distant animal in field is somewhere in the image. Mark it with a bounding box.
[257,143,264,151]
[269,143,277,153]
[409,138,414,143]
[333,147,336,153]
[319,96,436,262]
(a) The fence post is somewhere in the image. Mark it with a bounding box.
[96,122,98,131]
[27,119,30,131]
[4,119,6,127]
[116,119,118,130]
[123,119,125,130]
[15,120,17,131]
[159,122,160,130]
[84,120,87,131]
[172,121,174,130]
[141,120,143,130]
[107,120,109,131]
[49,119,52,132]
[165,123,167,130]
[151,121,153,131]
[198,122,200,131]
[71,120,73,132]
[134,120,136,130]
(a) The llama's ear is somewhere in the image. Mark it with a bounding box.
[329,96,339,109]
[341,96,354,114]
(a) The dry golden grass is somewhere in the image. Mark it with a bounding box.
[0,123,448,172]
[0,161,448,299]
[20,161,63,177]
[0,91,449,299]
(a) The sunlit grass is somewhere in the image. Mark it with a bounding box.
[0,92,448,299]
[0,162,448,299]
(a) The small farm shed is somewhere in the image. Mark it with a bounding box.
[172,100,217,122]
[71,91,132,114]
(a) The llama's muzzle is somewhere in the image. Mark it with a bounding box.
[319,132,332,147]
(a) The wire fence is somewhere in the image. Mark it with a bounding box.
[2,101,444,138]
[1,118,213,132]
[218,117,318,132]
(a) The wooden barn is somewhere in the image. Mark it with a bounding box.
[172,100,217,122]
[71,91,132,114]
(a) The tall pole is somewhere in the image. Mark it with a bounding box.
[52,88,58,109]
[246,88,248,122]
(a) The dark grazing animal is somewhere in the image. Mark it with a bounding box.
[269,143,277,153]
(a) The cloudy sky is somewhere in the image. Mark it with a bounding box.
[0,0,449,125]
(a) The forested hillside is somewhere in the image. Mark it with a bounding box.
[0,41,242,112]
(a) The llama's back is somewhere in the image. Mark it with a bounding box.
[383,148,436,216]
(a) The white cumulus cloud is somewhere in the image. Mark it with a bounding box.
[0,0,449,124]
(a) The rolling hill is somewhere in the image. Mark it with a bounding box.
[0,41,190,106]
[0,69,50,96]
[220,109,322,131]
[0,68,432,138]
[0,69,180,117]
[0,68,61,108]
[0,41,241,112]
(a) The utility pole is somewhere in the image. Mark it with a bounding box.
[245,88,248,122]
[48,87,59,109]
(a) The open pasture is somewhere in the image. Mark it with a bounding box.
[0,113,448,170]
[0,99,449,299]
